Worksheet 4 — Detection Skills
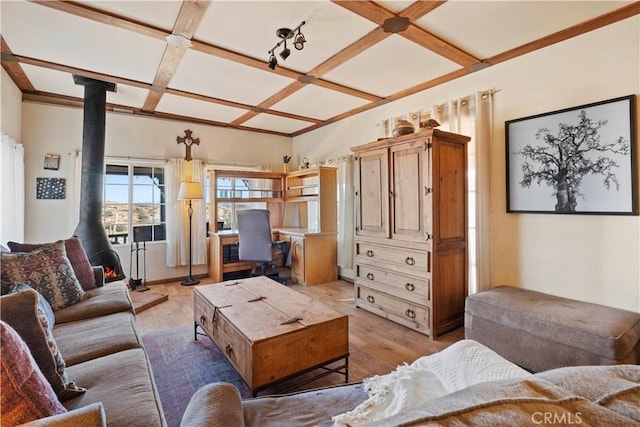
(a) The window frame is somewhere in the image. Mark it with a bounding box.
[103,159,166,245]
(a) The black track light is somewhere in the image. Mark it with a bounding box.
[280,42,291,60]
[268,54,277,70]
[267,21,306,69]
[294,31,306,50]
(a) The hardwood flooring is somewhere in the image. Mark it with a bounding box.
[135,278,465,370]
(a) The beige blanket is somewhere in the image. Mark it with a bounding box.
[332,340,531,426]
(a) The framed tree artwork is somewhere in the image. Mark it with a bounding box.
[506,95,637,215]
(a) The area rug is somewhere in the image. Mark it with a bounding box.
[142,325,393,427]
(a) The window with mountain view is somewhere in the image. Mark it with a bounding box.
[103,163,166,244]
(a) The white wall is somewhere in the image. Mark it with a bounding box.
[1,68,22,141]
[21,102,291,282]
[293,17,640,311]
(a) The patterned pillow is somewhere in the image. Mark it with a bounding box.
[8,236,97,290]
[1,281,55,330]
[0,320,67,424]
[0,290,86,401]
[1,240,88,310]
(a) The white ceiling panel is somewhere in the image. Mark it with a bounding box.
[243,113,315,134]
[170,50,295,106]
[83,1,182,31]
[21,63,150,110]
[156,93,247,123]
[271,85,369,120]
[418,1,633,59]
[375,1,413,14]
[1,1,166,84]
[323,35,460,97]
[21,65,85,99]
[196,1,377,73]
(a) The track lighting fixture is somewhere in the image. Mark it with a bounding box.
[293,30,306,50]
[266,21,306,70]
[268,53,277,70]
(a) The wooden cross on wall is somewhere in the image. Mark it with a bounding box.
[176,129,200,161]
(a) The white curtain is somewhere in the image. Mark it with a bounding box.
[0,134,25,246]
[166,158,206,267]
[433,91,494,294]
[336,155,355,271]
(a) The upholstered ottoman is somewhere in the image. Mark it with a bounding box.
[465,286,640,373]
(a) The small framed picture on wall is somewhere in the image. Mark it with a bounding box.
[44,154,60,170]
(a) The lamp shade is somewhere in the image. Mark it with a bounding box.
[178,182,203,200]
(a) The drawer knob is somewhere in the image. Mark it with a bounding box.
[405,283,415,292]
[225,344,233,359]
[366,295,375,304]
[405,309,416,319]
[199,315,206,325]
[405,256,415,266]
[366,272,375,280]
[366,250,374,257]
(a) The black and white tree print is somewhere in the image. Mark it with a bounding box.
[517,110,630,212]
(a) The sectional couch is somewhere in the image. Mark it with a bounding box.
[1,239,166,426]
[178,340,640,426]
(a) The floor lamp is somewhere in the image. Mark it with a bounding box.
[178,182,203,286]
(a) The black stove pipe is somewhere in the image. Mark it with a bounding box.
[72,75,125,282]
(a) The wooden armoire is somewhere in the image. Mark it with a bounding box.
[351,129,470,338]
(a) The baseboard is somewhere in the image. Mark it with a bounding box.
[338,275,354,284]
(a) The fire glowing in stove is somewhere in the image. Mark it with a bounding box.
[104,267,118,279]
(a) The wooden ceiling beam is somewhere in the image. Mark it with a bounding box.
[486,1,640,66]
[143,1,211,111]
[402,25,479,66]
[333,0,478,67]
[308,27,389,78]
[3,53,148,89]
[0,37,35,92]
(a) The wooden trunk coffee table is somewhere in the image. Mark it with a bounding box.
[193,276,349,396]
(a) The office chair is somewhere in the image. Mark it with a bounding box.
[237,209,285,281]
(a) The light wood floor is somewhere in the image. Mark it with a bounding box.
[135,278,464,370]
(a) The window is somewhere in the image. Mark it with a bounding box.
[103,162,166,244]
[206,168,275,231]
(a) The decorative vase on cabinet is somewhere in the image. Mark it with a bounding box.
[351,129,470,338]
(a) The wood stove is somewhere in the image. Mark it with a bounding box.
[72,75,125,282]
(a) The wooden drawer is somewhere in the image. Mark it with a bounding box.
[356,285,431,335]
[356,241,429,276]
[194,293,217,338]
[356,263,429,305]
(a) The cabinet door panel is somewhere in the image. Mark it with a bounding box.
[356,149,389,238]
[435,140,467,244]
[391,141,425,242]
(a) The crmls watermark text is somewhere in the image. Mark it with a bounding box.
[532,412,583,425]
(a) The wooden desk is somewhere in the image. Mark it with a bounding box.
[208,228,337,285]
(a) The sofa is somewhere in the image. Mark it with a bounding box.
[179,341,640,426]
[1,238,166,426]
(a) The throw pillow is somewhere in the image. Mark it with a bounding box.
[8,236,97,290]
[1,240,88,310]
[1,281,55,330]
[0,290,86,401]
[0,320,67,425]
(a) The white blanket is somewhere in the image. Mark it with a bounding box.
[332,339,531,426]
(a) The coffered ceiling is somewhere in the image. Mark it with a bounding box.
[1,1,638,137]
